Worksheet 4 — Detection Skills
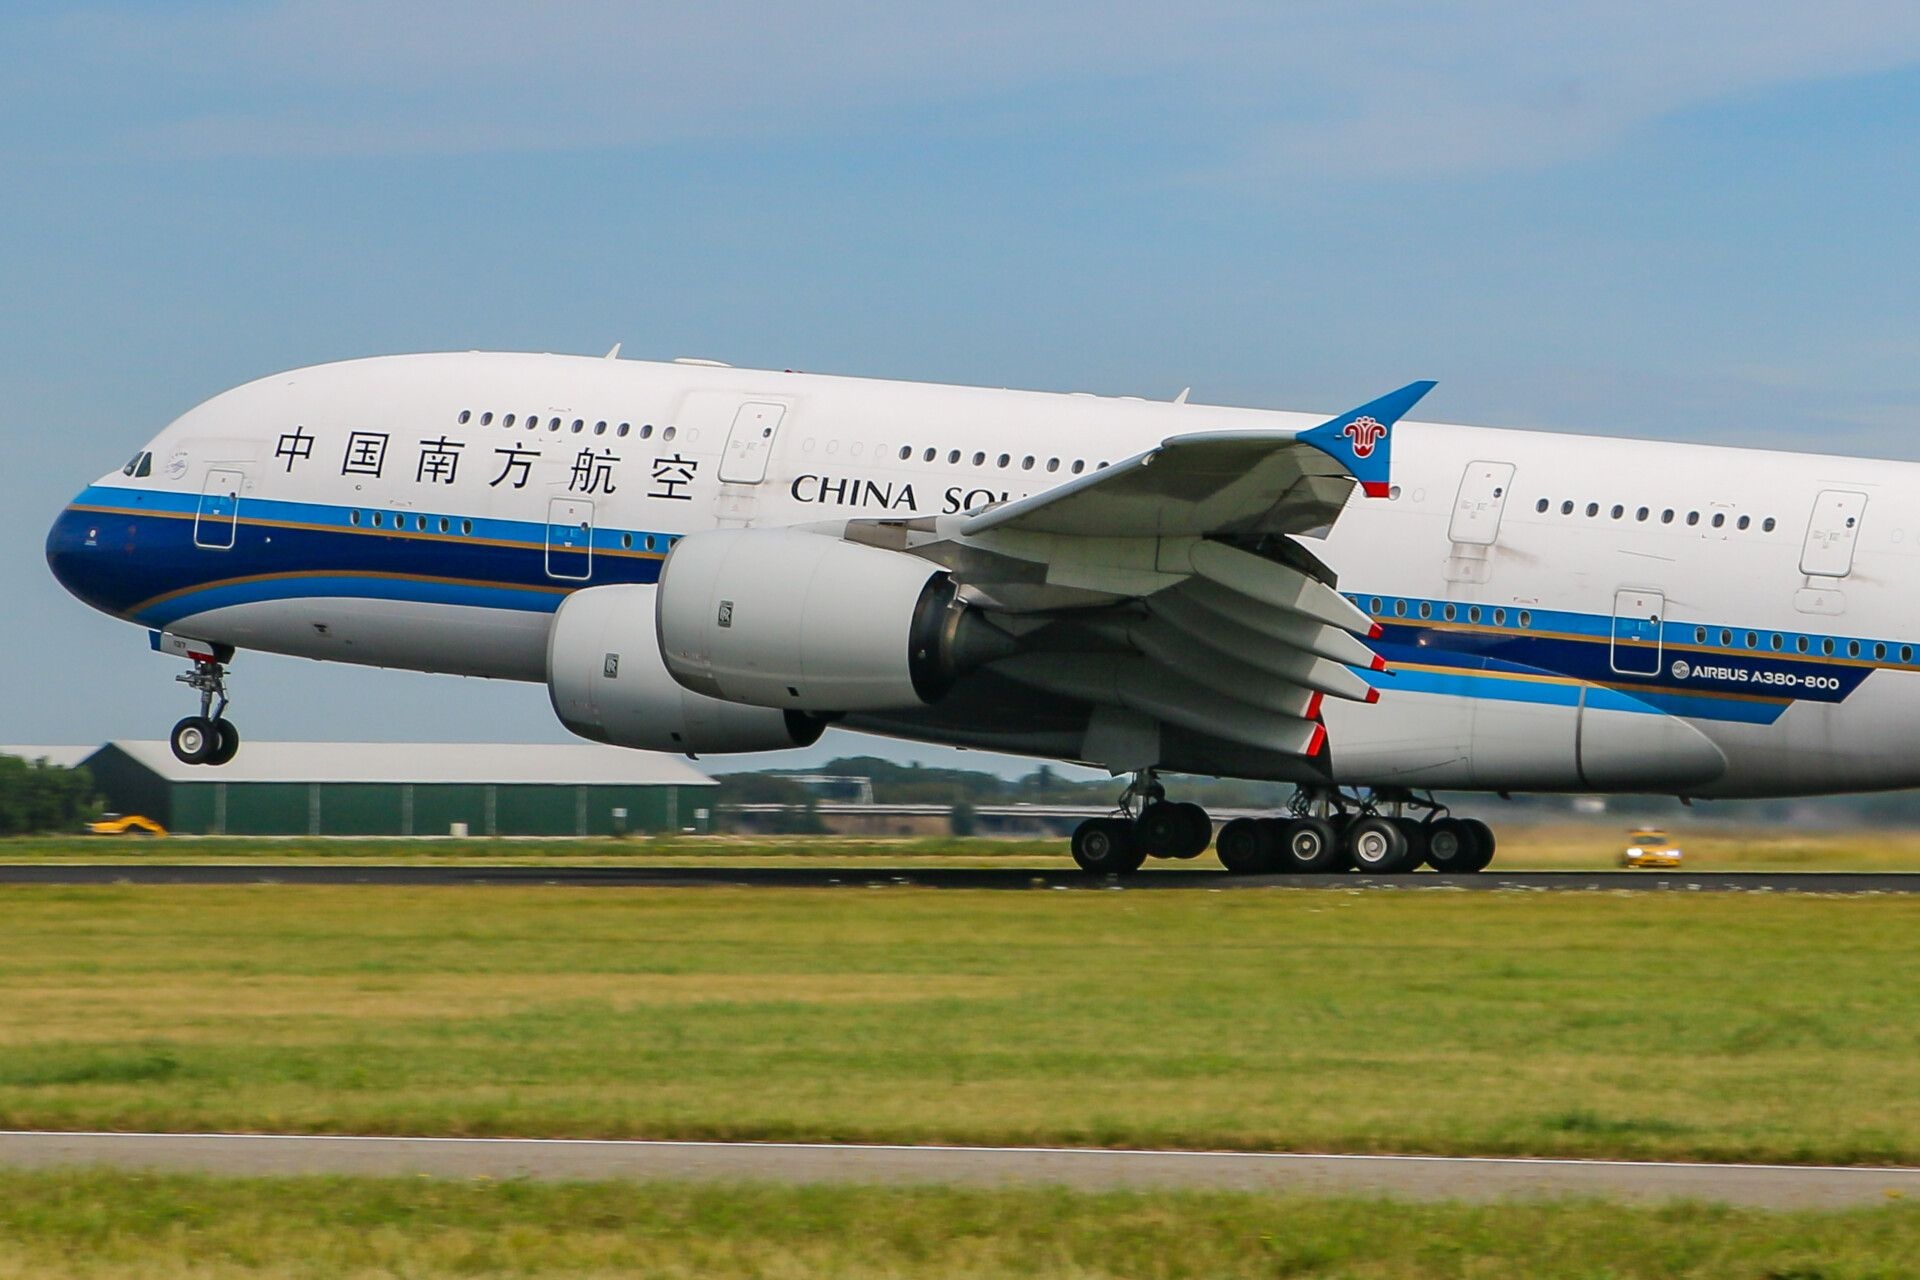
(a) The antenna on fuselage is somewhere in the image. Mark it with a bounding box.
[1173,387,1191,404]
[604,343,622,359]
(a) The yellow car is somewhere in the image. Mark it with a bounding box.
[86,814,167,837]
[1620,827,1681,868]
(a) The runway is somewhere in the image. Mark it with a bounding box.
[2,864,1918,892]
[1,1131,1914,1206]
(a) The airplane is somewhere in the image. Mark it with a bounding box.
[44,350,1906,875]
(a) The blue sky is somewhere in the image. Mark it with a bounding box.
[5,2,1920,770]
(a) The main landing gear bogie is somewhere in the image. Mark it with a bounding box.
[168,649,242,768]
[1067,780,1497,877]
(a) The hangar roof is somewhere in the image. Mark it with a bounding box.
[0,745,97,769]
[95,742,717,787]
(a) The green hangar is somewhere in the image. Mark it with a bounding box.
[79,741,715,837]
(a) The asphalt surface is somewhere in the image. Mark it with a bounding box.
[1,863,1918,892]
[2,1132,1915,1206]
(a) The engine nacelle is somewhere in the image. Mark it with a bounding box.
[547,583,824,754]
[657,528,960,712]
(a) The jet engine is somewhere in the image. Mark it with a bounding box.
[547,583,824,754]
[657,528,981,712]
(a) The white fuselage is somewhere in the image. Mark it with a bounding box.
[48,352,1920,798]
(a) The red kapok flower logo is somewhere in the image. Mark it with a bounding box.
[1341,415,1387,458]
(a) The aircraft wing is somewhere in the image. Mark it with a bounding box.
[862,382,1432,769]
[959,381,1434,540]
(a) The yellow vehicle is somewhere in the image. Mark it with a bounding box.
[86,813,167,837]
[1620,827,1681,868]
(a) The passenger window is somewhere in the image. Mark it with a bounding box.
[595,421,608,435]
[1585,502,1598,517]
[1468,606,1481,623]
[1662,509,1674,523]
[1393,600,1407,617]
[1712,513,1726,528]
[572,419,584,433]
[479,412,493,425]
[1610,504,1624,519]
[1369,597,1383,614]
[1737,515,1750,530]
[1519,610,1532,628]
[1443,603,1456,621]
[1494,608,1507,625]
[503,414,516,427]
[1695,627,1706,643]
[1875,643,1887,660]
[1636,507,1648,521]
[1418,602,1432,619]
[461,520,472,535]
[1847,640,1859,658]
[458,410,472,424]
[1072,460,1086,474]
[1535,498,1548,513]
[898,446,912,461]
[1561,501,1574,515]
[1763,517,1776,532]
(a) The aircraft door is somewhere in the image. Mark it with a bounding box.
[545,498,594,581]
[718,402,787,484]
[1448,461,1516,545]
[1800,490,1867,578]
[1609,589,1664,677]
[194,468,245,550]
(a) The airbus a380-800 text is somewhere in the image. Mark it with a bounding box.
[43,350,1909,873]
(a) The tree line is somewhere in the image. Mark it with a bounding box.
[0,756,100,835]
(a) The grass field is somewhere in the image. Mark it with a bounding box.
[2,1171,1918,1279]
[3,883,1919,1164]
[14,823,1920,870]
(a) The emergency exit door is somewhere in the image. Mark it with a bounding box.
[545,498,593,581]
[1448,461,1516,545]
[1610,589,1664,678]
[194,468,244,550]
[718,402,787,484]
[1800,490,1867,578]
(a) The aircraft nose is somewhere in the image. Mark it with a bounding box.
[46,500,130,619]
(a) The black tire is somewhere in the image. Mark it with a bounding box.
[1215,817,1276,874]
[1346,815,1414,873]
[1454,818,1497,873]
[1171,802,1211,859]
[1391,818,1429,871]
[207,718,241,766]
[1071,818,1146,875]
[1423,817,1476,872]
[1135,802,1184,859]
[169,716,216,766]
[1279,817,1343,873]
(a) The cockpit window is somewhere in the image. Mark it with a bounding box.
[121,450,152,478]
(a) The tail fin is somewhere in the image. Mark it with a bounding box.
[1296,380,1435,498]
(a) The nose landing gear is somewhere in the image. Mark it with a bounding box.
[168,644,240,767]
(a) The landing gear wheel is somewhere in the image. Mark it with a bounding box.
[170,716,217,766]
[1390,818,1429,872]
[207,718,241,766]
[1279,817,1343,873]
[1071,818,1146,875]
[1422,817,1472,871]
[1170,802,1211,859]
[1215,817,1276,874]
[1454,818,1497,873]
[1346,815,1414,874]
[1137,802,1209,859]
